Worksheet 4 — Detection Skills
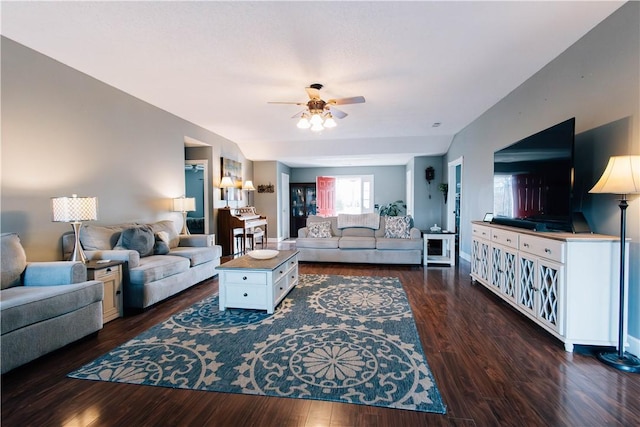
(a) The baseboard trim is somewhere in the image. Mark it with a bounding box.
[628,334,640,358]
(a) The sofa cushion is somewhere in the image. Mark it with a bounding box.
[342,227,375,237]
[148,220,180,249]
[295,237,340,249]
[376,237,423,250]
[128,255,190,286]
[338,236,377,249]
[168,246,217,267]
[1,233,26,290]
[384,216,411,238]
[80,224,133,250]
[0,281,103,335]
[120,226,155,257]
[307,221,332,238]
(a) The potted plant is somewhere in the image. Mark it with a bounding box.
[439,183,448,204]
[378,200,407,216]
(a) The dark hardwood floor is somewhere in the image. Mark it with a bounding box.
[2,243,639,426]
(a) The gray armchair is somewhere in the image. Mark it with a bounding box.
[0,233,104,374]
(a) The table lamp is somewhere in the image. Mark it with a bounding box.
[172,196,196,235]
[51,194,98,262]
[220,176,234,207]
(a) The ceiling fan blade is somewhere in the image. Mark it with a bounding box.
[268,101,307,105]
[327,96,366,105]
[328,106,348,119]
[305,87,321,100]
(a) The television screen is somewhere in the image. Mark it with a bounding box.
[493,118,575,231]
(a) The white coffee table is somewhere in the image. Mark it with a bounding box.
[216,250,299,313]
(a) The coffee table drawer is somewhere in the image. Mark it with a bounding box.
[225,284,267,308]
[224,271,267,285]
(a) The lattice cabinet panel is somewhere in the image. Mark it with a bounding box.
[502,250,518,301]
[518,256,536,316]
[537,260,563,333]
[490,246,503,290]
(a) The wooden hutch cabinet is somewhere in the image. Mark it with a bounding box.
[290,183,316,237]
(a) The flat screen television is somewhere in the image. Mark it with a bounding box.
[492,118,577,232]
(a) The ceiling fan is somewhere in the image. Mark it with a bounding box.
[268,83,365,131]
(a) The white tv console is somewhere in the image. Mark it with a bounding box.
[470,221,628,352]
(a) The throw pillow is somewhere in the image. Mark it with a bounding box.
[153,231,170,255]
[384,216,411,239]
[307,221,332,238]
[120,226,155,257]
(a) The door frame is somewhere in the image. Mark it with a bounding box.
[185,159,209,234]
[447,156,463,236]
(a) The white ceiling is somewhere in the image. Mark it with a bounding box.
[1,1,625,167]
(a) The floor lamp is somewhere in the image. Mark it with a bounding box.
[51,194,98,263]
[243,180,256,206]
[589,155,640,373]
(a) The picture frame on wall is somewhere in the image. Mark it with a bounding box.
[221,157,242,201]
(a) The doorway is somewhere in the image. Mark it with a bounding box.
[185,160,209,234]
[447,157,463,258]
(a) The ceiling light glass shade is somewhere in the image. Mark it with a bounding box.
[297,117,310,129]
[220,176,235,189]
[311,122,324,132]
[589,155,640,195]
[323,115,337,128]
[172,196,196,212]
[310,113,324,126]
[51,194,98,222]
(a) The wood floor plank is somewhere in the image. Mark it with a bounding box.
[2,245,640,427]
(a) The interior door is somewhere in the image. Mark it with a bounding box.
[447,157,463,257]
[281,172,290,240]
[316,176,336,217]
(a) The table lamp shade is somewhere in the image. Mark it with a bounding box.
[242,180,256,191]
[172,197,196,212]
[220,176,234,189]
[51,195,98,222]
[589,155,640,195]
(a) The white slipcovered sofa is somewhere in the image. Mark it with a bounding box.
[296,214,422,265]
[62,220,222,310]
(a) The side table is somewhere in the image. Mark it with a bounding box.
[86,260,124,323]
[423,232,456,266]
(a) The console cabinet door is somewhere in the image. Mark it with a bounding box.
[536,259,563,334]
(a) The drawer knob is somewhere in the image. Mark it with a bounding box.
[243,293,248,297]
[106,268,112,273]
[279,287,283,290]
[243,276,247,280]
[279,270,283,274]
[116,290,121,295]
[545,248,552,254]
[523,243,530,248]
[506,238,512,243]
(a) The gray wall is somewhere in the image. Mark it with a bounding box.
[1,37,249,260]
[445,2,640,351]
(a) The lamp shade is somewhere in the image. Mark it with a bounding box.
[51,195,97,222]
[172,197,196,212]
[242,180,256,191]
[589,155,640,195]
[220,176,234,189]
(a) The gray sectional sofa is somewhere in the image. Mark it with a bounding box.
[1,233,104,374]
[62,220,222,310]
[296,214,423,264]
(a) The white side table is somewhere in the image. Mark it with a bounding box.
[423,232,456,266]
[86,260,124,322]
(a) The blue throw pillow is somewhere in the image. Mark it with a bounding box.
[121,226,155,257]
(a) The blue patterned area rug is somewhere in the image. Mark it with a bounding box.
[68,274,446,414]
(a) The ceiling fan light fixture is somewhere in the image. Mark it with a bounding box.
[310,122,324,132]
[310,113,324,126]
[323,114,337,128]
[297,116,311,129]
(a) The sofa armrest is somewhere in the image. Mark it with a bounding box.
[179,234,215,247]
[23,261,87,286]
[85,249,140,268]
[298,227,309,238]
[410,227,422,240]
